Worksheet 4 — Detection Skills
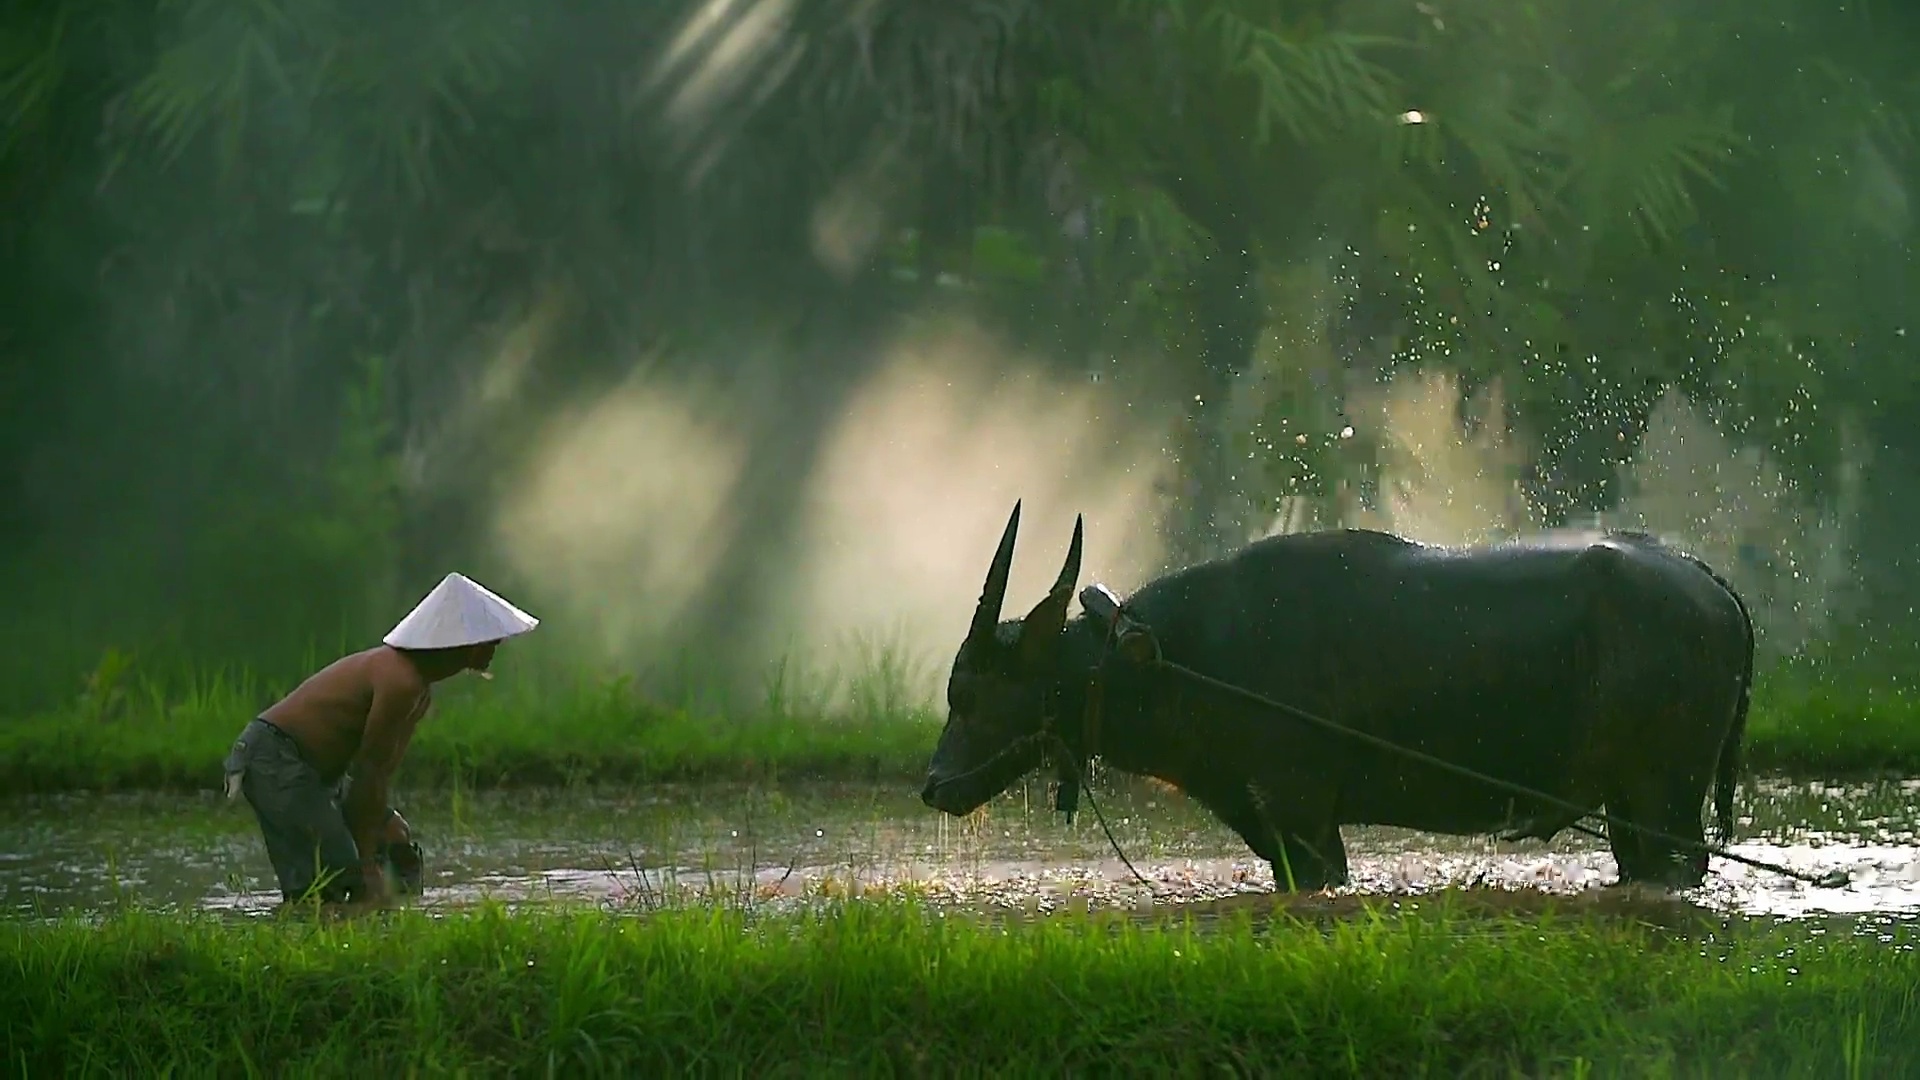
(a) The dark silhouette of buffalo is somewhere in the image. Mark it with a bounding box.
[920,502,1755,892]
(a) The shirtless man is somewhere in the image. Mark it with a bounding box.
[223,572,539,908]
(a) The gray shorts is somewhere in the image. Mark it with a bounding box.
[223,718,368,903]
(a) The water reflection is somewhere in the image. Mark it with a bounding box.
[3,777,1915,927]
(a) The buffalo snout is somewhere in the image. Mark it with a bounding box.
[920,763,972,814]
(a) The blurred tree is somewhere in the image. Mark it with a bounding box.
[0,0,1911,701]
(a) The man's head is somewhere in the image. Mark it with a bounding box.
[399,639,504,682]
[382,572,537,679]
[920,501,1084,816]
[468,639,501,674]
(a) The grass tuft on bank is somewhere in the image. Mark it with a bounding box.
[1,646,1918,795]
[5,899,1917,1076]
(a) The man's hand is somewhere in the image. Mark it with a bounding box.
[384,808,413,847]
[357,857,394,906]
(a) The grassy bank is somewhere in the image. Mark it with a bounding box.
[6,899,1916,1077]
[0,665,943,794]
[1,653,1917,795]
[1742,667,1920,776]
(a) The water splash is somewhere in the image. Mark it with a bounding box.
[1341,369,1540,547]
[1240,364,1864,660]
[1603,388,1867,661]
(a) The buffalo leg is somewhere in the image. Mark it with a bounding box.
[1200,791,1286,872]
[1606,767,1713,889]
[1295,822,1350,888]
[1208,789,1348,892]
[1602,791,1654,885]
[1268,825,1348,893]
[1646,773,1713,888]
[1496,808,1587,845]
[1656,706,1726,888]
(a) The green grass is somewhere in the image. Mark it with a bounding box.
[0,657,945,794]
[5,898,1916,1077]
[1743,666,1920,776]
[2,645,1918,795]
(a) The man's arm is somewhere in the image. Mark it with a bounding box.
[343,678,425,882]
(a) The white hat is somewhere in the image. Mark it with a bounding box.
[383,572,540,650]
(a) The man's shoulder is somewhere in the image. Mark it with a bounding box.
[363,646,428,696]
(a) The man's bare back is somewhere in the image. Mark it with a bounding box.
[261,646,430,782]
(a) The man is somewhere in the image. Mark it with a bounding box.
[223,571,540,908]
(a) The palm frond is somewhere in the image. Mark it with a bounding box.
[319,0,529,203]
[1114,0,1189,30]
[1557,104,1742,246]
[124,0,310,169]
[1105,181,1213,271]
[1198,7,1401,145]
[0,5,70,149]
[1032,72,1158,180]
[1399,57,1570,235]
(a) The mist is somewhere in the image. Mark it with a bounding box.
[488,315,1177,701]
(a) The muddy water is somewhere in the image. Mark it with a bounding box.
[2,775,1916,924]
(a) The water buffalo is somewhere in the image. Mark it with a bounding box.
[919,503,1755,892]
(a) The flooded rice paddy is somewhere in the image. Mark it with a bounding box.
[3,774,1917,929]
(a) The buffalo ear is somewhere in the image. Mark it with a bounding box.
[1116,629,1159,665]
[1018,515,1084,665]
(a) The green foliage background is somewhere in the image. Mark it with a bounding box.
[1,0,1916,714]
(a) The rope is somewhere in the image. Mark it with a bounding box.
[1045,730,1155,891]
[1149,656,1849,889]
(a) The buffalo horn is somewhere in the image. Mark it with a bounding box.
[969,501,1022,645]
[1020,514,1084,637]
[1051,515,1085,603]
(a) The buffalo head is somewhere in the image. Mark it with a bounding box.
[920,501,1084,817]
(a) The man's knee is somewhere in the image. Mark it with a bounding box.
[260,814,362,902]
[286,861,368,905]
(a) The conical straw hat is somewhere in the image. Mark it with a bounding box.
[383,572,540,650]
